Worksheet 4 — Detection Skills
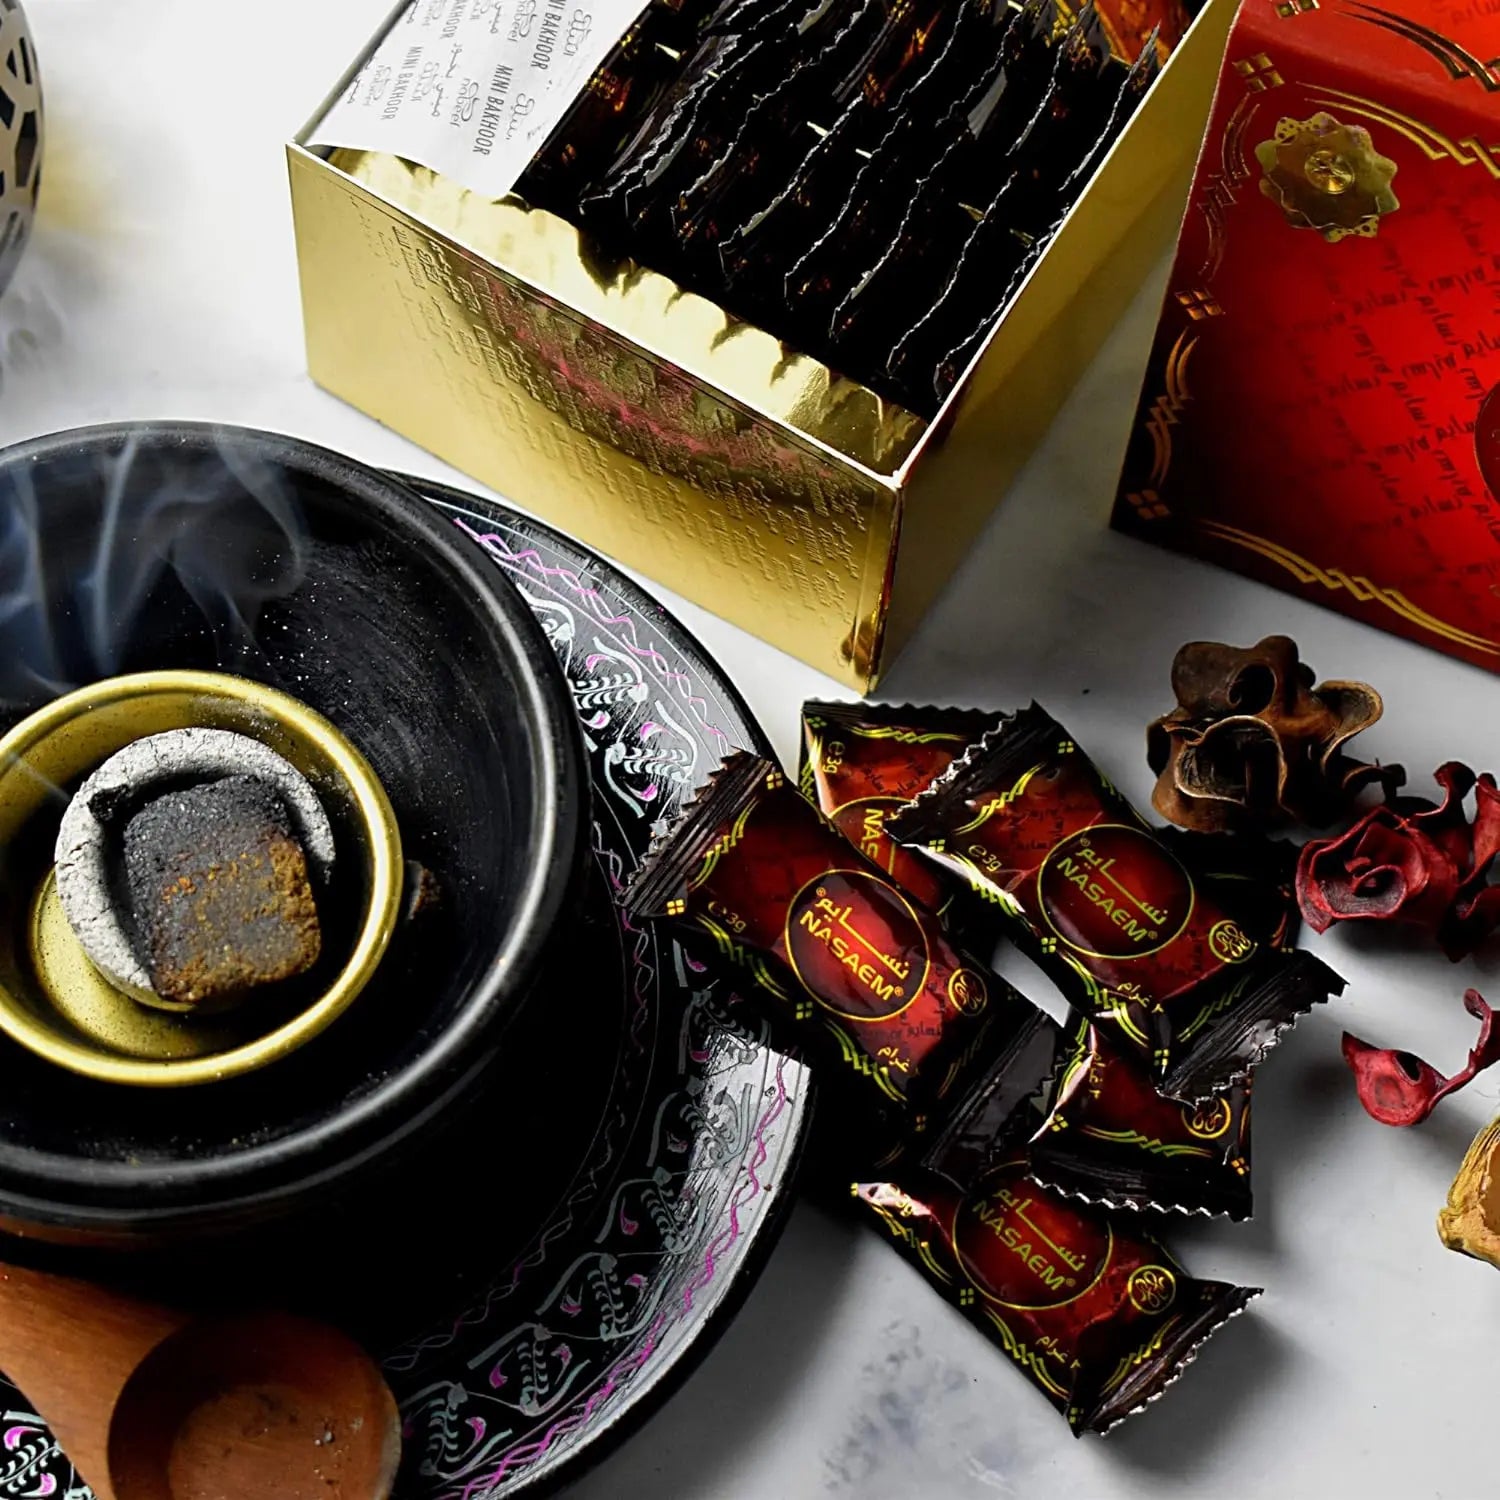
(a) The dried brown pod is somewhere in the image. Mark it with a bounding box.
[1438,1116,1500,1270]
[1147,634,1399,833]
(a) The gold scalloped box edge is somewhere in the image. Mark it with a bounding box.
[326,149,925,483]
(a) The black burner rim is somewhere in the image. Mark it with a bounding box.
[0,421,590,1230]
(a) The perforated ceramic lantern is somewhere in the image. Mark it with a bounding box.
[0,0,40,298]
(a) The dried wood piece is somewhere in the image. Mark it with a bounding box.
[1147,634,1398,833]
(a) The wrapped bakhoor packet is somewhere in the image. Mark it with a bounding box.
[888,704,1343,1101]
[1156,827,1303,952]
[808,1002,1057,1184]
[797,705,1262,1216]
[800,700,994,921]
[1029,826,1297,1220]
[1030,1017,1252,1219]
[622,753,1053,1121]
[808,1004,1253,1218]
[856,1068,1260,1435]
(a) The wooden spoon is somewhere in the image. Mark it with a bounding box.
[0,1260,401,1499]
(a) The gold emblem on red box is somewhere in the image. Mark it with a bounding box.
[1234,52,1283,90]
[1255,111,1399,241]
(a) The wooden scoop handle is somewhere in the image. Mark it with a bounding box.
[0,1260,187,1500]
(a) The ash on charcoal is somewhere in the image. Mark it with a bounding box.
[56,728,335,1004]
[123,776,322,1008]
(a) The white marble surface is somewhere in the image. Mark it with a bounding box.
[7,3,1500,1496]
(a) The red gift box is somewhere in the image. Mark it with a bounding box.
[1114,0,1500,670]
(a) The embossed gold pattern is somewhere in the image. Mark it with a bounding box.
[1255,111,1399,240]
[1198,93,1257,279]
[329,150,927,478]
[1234,52,1283,90]
[1143,329,1198,489]
[1124,488,1170,521]
[1309,87,1500,178]
[1174,288,1223,319]
[1197,522,1500,656]
[1344,3,1500,90]
[1125,1265,1177,1314]
[291,146,899,686]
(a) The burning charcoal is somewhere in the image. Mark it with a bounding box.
[122,776,322,1008]
[56,728,335,1006]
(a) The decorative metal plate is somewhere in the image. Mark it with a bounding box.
[0,479,811,1500]
[0,1,41,304]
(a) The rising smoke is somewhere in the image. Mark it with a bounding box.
[0,429,311,718]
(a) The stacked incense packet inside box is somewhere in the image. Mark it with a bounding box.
[520,0,1193,417]
[624,701,1343,1435]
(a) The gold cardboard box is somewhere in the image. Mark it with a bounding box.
[289,0,1238,690]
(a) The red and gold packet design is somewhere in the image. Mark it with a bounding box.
[799,700,994,918]
[856,1157,1259,1434]
[889,703,1342,1100]
[1155,827,1302,953]
[1025,826,1307,1217]
[1029,1019,1252,1219]
[623,753,1051,1116]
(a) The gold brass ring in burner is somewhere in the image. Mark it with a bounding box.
[0,671,402,1087]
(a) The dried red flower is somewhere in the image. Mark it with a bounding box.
[1296,763,1500,959]
[1344,990,1500,1127]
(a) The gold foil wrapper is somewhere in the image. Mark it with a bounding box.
[1439,1116,1500,1269]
